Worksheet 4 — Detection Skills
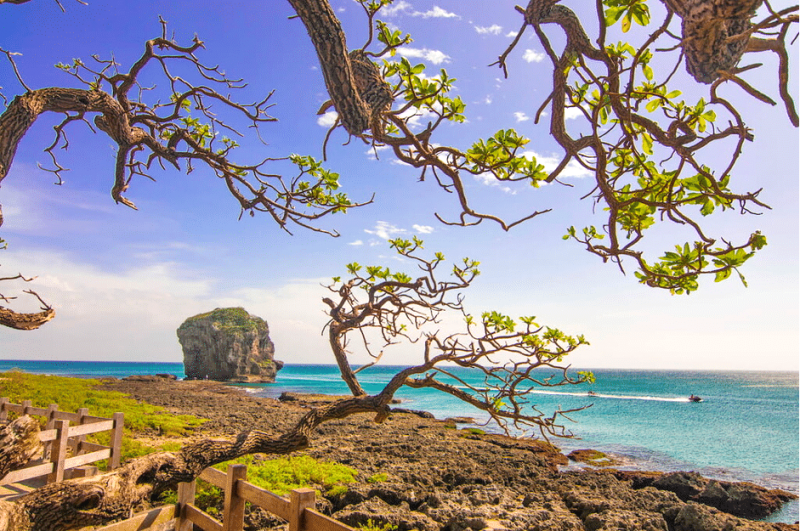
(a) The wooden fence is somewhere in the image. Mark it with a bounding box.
[96,463,356,531]
[0,398,124,496]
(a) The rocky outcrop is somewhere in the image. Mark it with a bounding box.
[176,307,283,382]
[616,471,798,519]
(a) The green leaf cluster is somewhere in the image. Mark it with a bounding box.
[603,0,650,32]
[290,154,352,213]
[635,232,767,294]
[384,57,466,124]
[466,129,547,184]
[375,19,412,51]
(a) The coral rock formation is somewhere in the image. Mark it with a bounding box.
[177,307,282,382]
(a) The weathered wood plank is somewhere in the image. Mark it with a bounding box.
[199,466,228,489]
[305,509,357,531]
[236,480,290,520]
[185,503,223,531]
[94,505,176,531]
[63,449,111,469]
[68,419,114,437]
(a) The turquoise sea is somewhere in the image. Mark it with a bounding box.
[0,360,797,523]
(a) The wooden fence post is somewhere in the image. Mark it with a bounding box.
[44,404,58,429]
[289,488,316,531]
[71,407,89,454]
[0,397,8,421]
[43,404,58,459]
[222,464,247,531]
[109,412,124,469]
[175,480,196,531]
[47,419,70,483]
[21,400,32,416]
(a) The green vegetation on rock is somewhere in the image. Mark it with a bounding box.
[182,307,261,332]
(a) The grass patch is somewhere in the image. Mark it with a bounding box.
[367,472,388,483]
[212,454,357,496]
[0,370,206,465]
[160,454,357,511]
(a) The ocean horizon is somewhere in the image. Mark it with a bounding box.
[1,359,797,523]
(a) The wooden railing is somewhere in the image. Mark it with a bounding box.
[0,398,124,494]
[97,463,356,531]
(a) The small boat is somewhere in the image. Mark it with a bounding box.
[587,391,597,397]
[689,394,702,402]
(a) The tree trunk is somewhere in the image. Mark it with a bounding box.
[0,416,42,480]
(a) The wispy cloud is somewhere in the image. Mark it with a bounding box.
[349,240,364,246]
[379,0,412,16]
[398,47,450,65]
[379,2,458,19]
[513,111,530,123]
[474,24,502,35]
[522,49,545,63]
[414,6,458,18]
[413,224,434,234]
[506,31,519,38]
[365,221,407,240]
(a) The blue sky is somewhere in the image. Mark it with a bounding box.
[0,1,797,370]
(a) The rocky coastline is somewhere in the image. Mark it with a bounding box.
[99,378,798,531]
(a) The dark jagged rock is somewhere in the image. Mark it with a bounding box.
[616,470,798,519]
[176,307,283,382]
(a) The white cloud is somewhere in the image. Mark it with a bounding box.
[522,49,545,63]
[398,47,450,65]
[317,110,338,127]
[513,111,530,123]
[506,31,519,38]
[564,107,584,120]
[412,224,434,234]
[413,6,458,18]
[349,240,364,246]
[474,24,502,35]
[484,94,493,105]
[364,221,407,240]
